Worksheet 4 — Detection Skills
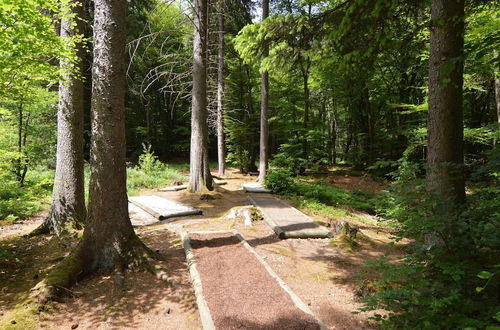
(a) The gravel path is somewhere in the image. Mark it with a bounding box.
[189,232,320,329]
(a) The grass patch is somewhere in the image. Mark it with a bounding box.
[1,162,188,224]
[292,198,349,220]
[127,166,187,196]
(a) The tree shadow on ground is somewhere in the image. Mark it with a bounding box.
[0,229,200,329]
[40,229,199,329]
[0,234,73,311]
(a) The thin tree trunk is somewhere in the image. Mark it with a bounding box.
[363,86,374,165]
[216,0,225,177]
[330,99,337,165]
[258,0,269,183]
[300,61,310,168]
[16,101,23,185]
[344,130,353,161]
[427,0,465,206]
[189,0,213,192]
[40,0,86,235]
[20,112,30,185]
[494,52,500,146]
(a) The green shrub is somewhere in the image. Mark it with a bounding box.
[127,146,187,195]
[293,181,378,214]
[137,144,166,173]
[270,142,308,175]
[264,169,294,194]
[358,152,500,329]
[0,166,54,222]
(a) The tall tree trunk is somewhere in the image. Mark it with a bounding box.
[427,0,465,206]
[189,0,213,192]
[80,0,150,269]
[362,86,374,165]
[216,0,225,177]
[257,0,269,183]
[20,112,30,185]
[30,0,155,303]
[40,0,86,235]
[343,130,353,162]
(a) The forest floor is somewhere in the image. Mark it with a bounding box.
[0,167,404,330]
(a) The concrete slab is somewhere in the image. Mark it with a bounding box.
[242,182,271,193]
[129,195,202,220]
[129,202,159,226]
[248,195,333,239]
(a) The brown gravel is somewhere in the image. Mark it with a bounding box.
[190,232,320,330]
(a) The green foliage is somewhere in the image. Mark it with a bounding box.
[137,144,166,173]
[127,147,187,195]
[359,152,500,329]
[264,169,294,194]
[270,142,308,175]
[293,181,378,214]
[0,166,54,223]
[0,0,60,91]
[265,167,379,214]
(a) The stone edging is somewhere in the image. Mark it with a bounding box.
[180,230,216,330]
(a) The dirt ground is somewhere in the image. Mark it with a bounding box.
[0,169,402,329]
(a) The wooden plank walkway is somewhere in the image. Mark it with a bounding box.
[248,195,333,239]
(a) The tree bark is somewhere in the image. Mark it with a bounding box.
[257,0,269,183]
[494,52,500,146]
[300,60,310,168]
[41,0,86,235]
[79,0,149,270]
[330,99,337,165]
[16,101,24,186]
[30,0,156,304]
[189,0,213,192]
[427,0,465,206]
[216,0,225,177]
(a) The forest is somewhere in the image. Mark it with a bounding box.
[0,0,499,329]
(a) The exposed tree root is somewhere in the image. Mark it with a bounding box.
[29,254,86,304]
[28,236,160,305]
[25,221,51,238]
